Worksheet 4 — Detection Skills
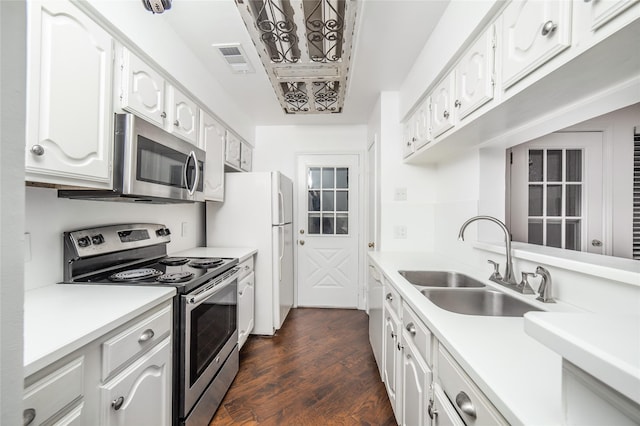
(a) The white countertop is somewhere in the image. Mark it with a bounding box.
[172,246,257,262]
[525,312,640,405]
[369,251,579,426]
[24,284,175,377]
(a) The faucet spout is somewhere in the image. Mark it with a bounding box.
[458,215,518,285]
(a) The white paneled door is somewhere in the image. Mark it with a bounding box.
[296,154,360,308]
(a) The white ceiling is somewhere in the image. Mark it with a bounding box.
[162,0,450,126]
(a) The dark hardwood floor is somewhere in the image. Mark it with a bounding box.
[210,308,395,425]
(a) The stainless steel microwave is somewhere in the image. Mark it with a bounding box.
[59,113,205,203]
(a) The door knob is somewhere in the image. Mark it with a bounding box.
[299,240,305,245]
[368,242,375,248]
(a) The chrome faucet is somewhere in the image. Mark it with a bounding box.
[535,266,556,303]
[458,216,518,286]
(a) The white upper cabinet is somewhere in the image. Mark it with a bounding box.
[169,87,198,145]
[119,47,165,127]
[240,141,253,172]
[501,0,572,89]
[454,26,495,120]
[25,0,113,188]
[225,132,242,169]
[430,72,456,138]
[199,111,225,201]
[588,0,638,30]
[402,120,416,158]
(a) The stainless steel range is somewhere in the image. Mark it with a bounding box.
[62,223,240,426]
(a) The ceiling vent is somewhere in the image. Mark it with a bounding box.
[235,0,360,114]
[213,43,255,74]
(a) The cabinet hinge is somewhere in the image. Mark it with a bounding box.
[491,75,496,87]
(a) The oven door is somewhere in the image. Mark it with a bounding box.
[181,269,238,415]
[121,113,205,202]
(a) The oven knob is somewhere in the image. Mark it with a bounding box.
[91,234,105,245]
[77,237,91,248]
[156,228,170,237]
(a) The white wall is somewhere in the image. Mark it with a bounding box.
[1,1,26,424]
[84,0,255,142]
[24,187,205,290]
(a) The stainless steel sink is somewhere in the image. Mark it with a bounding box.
[398,270,485,288]
[419,288,541,317]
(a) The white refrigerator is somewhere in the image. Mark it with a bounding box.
[206,171,294,335]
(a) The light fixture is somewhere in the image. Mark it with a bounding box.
[142,0,172,14]
[235,0,359,114]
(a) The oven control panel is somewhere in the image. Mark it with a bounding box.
[65,223,171,258]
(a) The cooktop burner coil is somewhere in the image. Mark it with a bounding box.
[160,257,190,266]
[109,268,163,282]
[157,271,195,283]
[189,258,223,268]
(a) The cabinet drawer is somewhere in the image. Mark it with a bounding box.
[402,303,433,367]
[23,357,84,426]
[383,280,402,317]
[237,256,254,280]
[102,305,172,380]
[437,346,507,426]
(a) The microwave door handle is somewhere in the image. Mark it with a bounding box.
[184,151,198,196]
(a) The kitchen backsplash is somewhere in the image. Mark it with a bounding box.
[24,186,205,291]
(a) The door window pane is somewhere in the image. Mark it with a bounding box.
[566,150,582,182]
[322,214,334,234]
[566,185,581,217]
[528,150,543,182]
[308,190,320,211]
[308,213,320,234]
[322,168,334,189]
[336,214,348,234]
[566,219,581,251]
[336,168,349,188]
[547,220,562,248]
[547,185,562,216]
[308,168,321,189]
[528,185,543,216]
[547,150,563,182]
[322,191,334,211]
[336,191,348,211]
[528,219,543,245]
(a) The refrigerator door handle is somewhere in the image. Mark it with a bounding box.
[279,226,284,282]
[278,191,284,224]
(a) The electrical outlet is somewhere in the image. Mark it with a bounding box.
[394,225,407,239]
[394,187,407,201]
[181,222,188,237]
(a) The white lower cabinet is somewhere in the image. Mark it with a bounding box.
[401,336,432,426]
[100,338,172,426]
[238,271,255,349]
[430,383,465,426]
[383,302,402,423]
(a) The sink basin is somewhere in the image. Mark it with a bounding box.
[398,270,485,288]
[420,288,541,317]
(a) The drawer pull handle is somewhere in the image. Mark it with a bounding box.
[112,396,125,411]
[138,329,155,343]
[23,408,36,426]
[30,145,45,156]
[455,391,477,419]
[405,322,416,336]
[385,293,393,301]
[541,20,557,36]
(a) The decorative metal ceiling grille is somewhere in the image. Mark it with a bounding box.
[236,0,359,114]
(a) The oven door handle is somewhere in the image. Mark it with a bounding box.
[185,269,239,305]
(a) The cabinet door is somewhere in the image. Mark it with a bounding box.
[431,384,465,426]
[430,73,455,138]
[119,47,166,127]
[225,133,241,168]
[100,338,172,426]
[240,142,253,172]
[501,0,572,89]
[589,0,638,31]
[383,304,401,423]
[199,111,225,201]
[402,120,415,158]
[238,272,255,349]
[401,337,432,426]
[170,87,198,145]
[25,0,113,188]
[414,99,431,150]
[455,26,495,120]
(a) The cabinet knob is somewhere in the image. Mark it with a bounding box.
[30,145,45,156]
[160,111,167,118]
[23,408,36,426]
[112,396,125,411]
[138,328,155,343]
[299,240,305,246]
[174,120,180,127]
[385,293,393,301]
[405,322,416,336]
[455,391,477,419]
[443,110,450,119]
[541,20,557,36]
[454,99,462,108]
[368,242,375,248]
